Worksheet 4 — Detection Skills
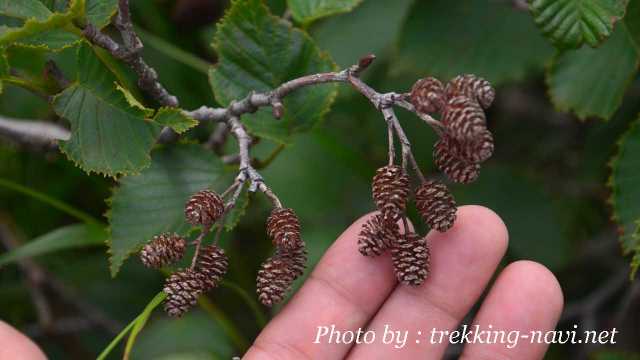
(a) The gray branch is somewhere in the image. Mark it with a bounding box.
[0,115,70,151]
[80,0,439,207]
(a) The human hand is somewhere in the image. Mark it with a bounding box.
[0,321,46,360]
[243,205,564,359]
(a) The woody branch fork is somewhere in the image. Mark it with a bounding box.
[82,0,442,210]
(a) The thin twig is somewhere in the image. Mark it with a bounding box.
[190,224,212,268]
[0,115,70,151]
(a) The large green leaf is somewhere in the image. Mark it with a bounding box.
[130,310,234,359]
[287,0,362,25]
[0,223,106,267]
[153,107,198,134]
[528,0,628,49]
[396,0,554,85]
[209,0,337,143]
[53,42,159,177]
[545,2,640,120]
[0,0,83,50]
[311,0,413,68]
[0,0,53,21]
[107,144,225,276]
[455,166,571,270]
[608,116,640,277]
[86,0,118,29]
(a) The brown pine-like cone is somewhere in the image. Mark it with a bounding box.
[195,245,229,290]
[139,233,186,269]
[358,214,399,256]
[442,96,487,143]
[433,139,480,184]
[445,74,495,110]
[410,77,445,114]
[276,245,308,278]
[391,233,430,286]
[372,165,410,224]
[415,180,457,232]
[185,190,225,226]
[256,251,303,307]
[266,207,302,249]
[163,268,207,317]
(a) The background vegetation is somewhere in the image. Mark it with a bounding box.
[0,0,639,359]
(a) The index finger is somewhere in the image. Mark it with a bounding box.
[243,212,402,360]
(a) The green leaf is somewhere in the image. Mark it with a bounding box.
[631,226,640,279]
[287,0,363,24]
[53,42,159,177]
[546,29,638,120]
[608,116,640,277]
[311,0,413,68]
[12,28,80,50]
[396,0,554,85]
[455,166,571,269]
[528,0,628,49]
[86,0,118,29]
[97,291,166,360]
[209,0,338,143]
[130,310,234,360]
[0,0,52,21]
[107,144,225,276]
[0,223,106,267]
[153,107,198,134]
[0,0,84,49]
[0,50,7,93]
[123,291,167,360]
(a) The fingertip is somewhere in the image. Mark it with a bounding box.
[501,260,564,316]
[0,321,46,360]
[457,205,509,248]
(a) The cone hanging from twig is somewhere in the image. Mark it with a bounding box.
[416,180,457,232]
[410,77,445,114]
[185,189,225,226]
[139,233,186,269]
[445,74,495,110]
[266,207,303,249]
[391,233,430,286]
[256,245,307,307]
[163,268,208,317]
[372,165,410,224]
[358,213,399,256]
[195,245,229,290]
[433,139,480,184]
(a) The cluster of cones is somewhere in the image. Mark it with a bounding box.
[358,167,456,286]
[138,189,308,317]
[139,190,229,317]
[412,74,495,184]
[358,74,495,286]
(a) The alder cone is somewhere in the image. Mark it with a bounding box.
[410,77,445,114]
[433,139,480,184]
[358,214,399,256]
[139,233,186,268]
[442,96,487,143]
[256,249,306,307]
[445,74,495,109]
[372,165,410,224]
[415,181,457,232]
[163,268,207,317]
[195,245,229,290]
[185,190,225,226]
[276,245,307,278]
[266,207,302,249]
[391,233,430,286]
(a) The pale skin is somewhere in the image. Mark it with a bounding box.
[2,205,563,360]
